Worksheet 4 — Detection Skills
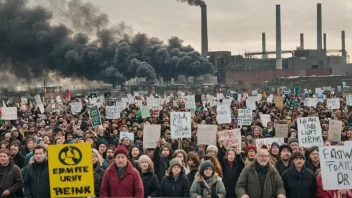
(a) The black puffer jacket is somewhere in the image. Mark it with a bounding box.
[0,160,23,198]
[153,146,172,182]
[141,171,159,198]
[93,162,105,197]
[281,165,316,198]
[23,159,50,198]
[159,173,190,197]
[274,159,292,176]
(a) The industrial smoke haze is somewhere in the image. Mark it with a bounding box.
[0,0,213,87]
[175,0,206,6]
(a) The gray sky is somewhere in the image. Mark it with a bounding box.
[33,0,352,59]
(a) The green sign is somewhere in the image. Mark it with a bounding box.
[89,106,101,127]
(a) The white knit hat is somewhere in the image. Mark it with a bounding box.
[206,145,218,154]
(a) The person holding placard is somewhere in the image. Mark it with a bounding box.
[305,147,320,175]
[153,141,173,183]
[316,170,352,198]
[274,144,293,176]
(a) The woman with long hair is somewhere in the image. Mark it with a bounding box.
[203,155,223,178]
[92,149,105,197]
[173,149,190,174]
[138,155,159,198]
[187,152,201,184]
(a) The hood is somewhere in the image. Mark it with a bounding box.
[194,172,219,189]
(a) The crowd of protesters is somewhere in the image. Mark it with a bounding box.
[0,90,351,198]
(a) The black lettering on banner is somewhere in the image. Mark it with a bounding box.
[53,186,91,196]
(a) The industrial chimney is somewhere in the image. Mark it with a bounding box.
[201,4,208,57]
[342,30,346,57]
[323,33,327,50]
[317,3,322,50]
[300,33,304,49]
[262,32,267,59]
[276,5,282,69]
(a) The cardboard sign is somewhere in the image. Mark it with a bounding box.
[120,132,135,142]
[143,125,161,149]
[237,109,252,126]
[89,106,101,127]
[141,106,150,118]
[218,129,241,149]
[326,98,340,109]
[274,96,283,108]
[319,146,352,190]
[70,102,82,113]
[197,124,217,146]
[297,117,323,147]
[1,107,17,120]
[260,114,271,127]
[105,106,120,119]
[216,105,231,124]
[48,143,94,197]
[170,112,191,138]
[255,137,284,149]
[275,124,288,138]
[328,120,342,142]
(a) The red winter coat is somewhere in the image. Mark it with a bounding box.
[100,161,144,198]
[316,171,352,198]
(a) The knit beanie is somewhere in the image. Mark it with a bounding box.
[271,142,280,149]
[245,144,257,155]
[206,145,218,154]
[279,144,293,155]
[291,151,305,160]
[169,158,182,169]
[138,155,153,168]
[114,146,129,158]
[199,161,215,177]
[288,138,299,146]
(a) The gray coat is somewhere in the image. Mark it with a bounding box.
[190,173,226,198]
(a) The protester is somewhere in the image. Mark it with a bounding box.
[186,151,201,184]
[305,146,320,175]
[9,142,25,169]
[92,149,105,197]
[173,149,190,174]
[153,141,172,182]
[275,144,293,176]
[0,148,23,197]
[244,144,256,166]
[138,155,159,198]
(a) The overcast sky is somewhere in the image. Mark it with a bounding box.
[33,0,352,59]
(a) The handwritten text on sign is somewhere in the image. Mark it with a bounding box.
[237,109,252,126]
[143,125,161,149]
[89,106,101,127]
[170,112,191,138]
[297,117,323,147]
[105,106,121,119]
[328,120,342,142]
[319,146,352,190]
[275,124,288,138]
[197,124,217,146]
[327,98,340,109]
[255,138,284,149]
[218,129,241,149]
[70,103,82,113]
[1,107,17,120]
[216,105,231,124]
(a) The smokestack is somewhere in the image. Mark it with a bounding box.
[276,5,282,69]
[342,30,346,57]
[317,3,322,50]
[323,33,327,50]
[300,33,304,49]
[262,32,267,58]
[201,4,208,57]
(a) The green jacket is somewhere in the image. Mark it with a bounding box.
[235,159,286,198]
[190,173,226,198]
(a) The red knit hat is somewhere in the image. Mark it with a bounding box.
[114,146,128,158]
[245,144,257,155]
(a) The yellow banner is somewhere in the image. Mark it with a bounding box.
[48,143,94,197]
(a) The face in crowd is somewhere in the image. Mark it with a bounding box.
[257,148,270,166]
[115,153,128,169]
[280,148,291,161]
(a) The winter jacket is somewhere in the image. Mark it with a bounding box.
[235,160,286,198]
[281,165,316,198]
[305,160,320,175]
[100,161,144,198]
[141,171,159,198]
[190,173,226,198]
[159,172,190,197]
[23,159,50,198]
[316,171,352,198]
[12,152,25,169]
[153,146,171,182]
[0,161,23,198]
[218,150,245,198]
[93,163,105,197]
[274,159,292,176]
[187,168,198,185]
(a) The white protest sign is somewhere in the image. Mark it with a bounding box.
[70,102,82,113]
[216,105,231,124]
[120,132,135,142]
[246,96,257,110]
[315,88,322,94]
[38,104,45,113]
[170,112,191,138]
[141,106,150,118]
[121,98,129,109]
[297,117,323,147]
[251,90,258,96]
[21,98,28,104]
[143,125,161,148]
[197,124,217,146]
[319,146,352,190]
[275,124,288,138]
[222,98,232,106]
[347,96,352,106]
[105,106,120,119]
[305,98,318,108]
[345,141,352,146]
[185,95,196,109]
[1,107,17,120]
[327,98,340,109]
[328,120,342,142]
[255,137,284,149]
[260,114,271,127]
[35,95,42,105]
[218,129,241,149]
[237,109,252,125]
[216,93,224,100]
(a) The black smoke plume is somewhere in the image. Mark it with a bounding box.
[0,0,213,86]
[175,0,206,6]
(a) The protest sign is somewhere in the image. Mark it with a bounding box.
[319,146,352,190]
[89,106,101,127]
[297,117,323,147]
[246,96,257,110]
[305,98,318,108]
[218,129,241,149]
[255,137,284,149]
[35,95,42,104]
[275,124,288,138]
[327,98,340,109]
[141,106,151,118]
[48,143,94,197]
[143,125,161,149]
[170,112,191,138]
[345,141,352,146]
[21,98,28,104]
[120,132,135,142]
[274,96,283,108]
[347,96,352,106]
[105,106,120,119]
[216,93,224,100]
[267,94,273,103]
[237,109,252,126]
[328,120,342,142]
[70,102,82,113]
[222,98,232,106]
[251,90,258,96]
[197,124,217,146]
[260,114,271,127]
[1,107,17,120]
[216,105,231,124]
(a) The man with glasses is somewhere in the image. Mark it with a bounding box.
[236,145,286,198]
